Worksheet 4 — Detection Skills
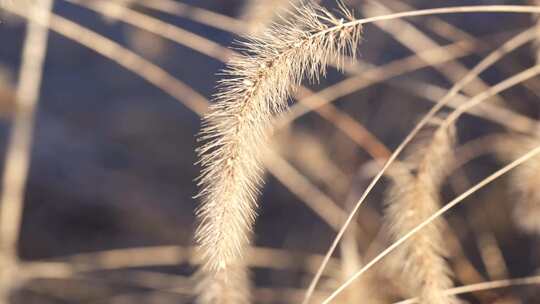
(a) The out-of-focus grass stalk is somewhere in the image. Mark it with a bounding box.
[0,0,53,302]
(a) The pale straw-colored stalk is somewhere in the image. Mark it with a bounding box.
[0,0,53,302]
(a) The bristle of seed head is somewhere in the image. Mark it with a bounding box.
[195,2,362,303]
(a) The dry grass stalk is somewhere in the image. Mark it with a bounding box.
[274,129,350,196]
[263,149,352,231]
[0,0,53,302]
[533,0,540,62]
[385,124,460,304]
[0,0,32,10]
[195,2,361,302]
[0,68,15,118]
[283,35,486,126]
[135,0,244,34]
[195,262,251,304]
[336,195,386,304]
[395,274,540,304]
[495,135,540,234]
[361,1,507,108]
[241,0,303,34]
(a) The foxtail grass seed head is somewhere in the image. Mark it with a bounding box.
[385,125,461,304]
[195,2,361,303]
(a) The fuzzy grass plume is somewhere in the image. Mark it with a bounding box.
[385,124,460,304]
[195,2,361,302]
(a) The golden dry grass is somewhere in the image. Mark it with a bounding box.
[2,1,540,304]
